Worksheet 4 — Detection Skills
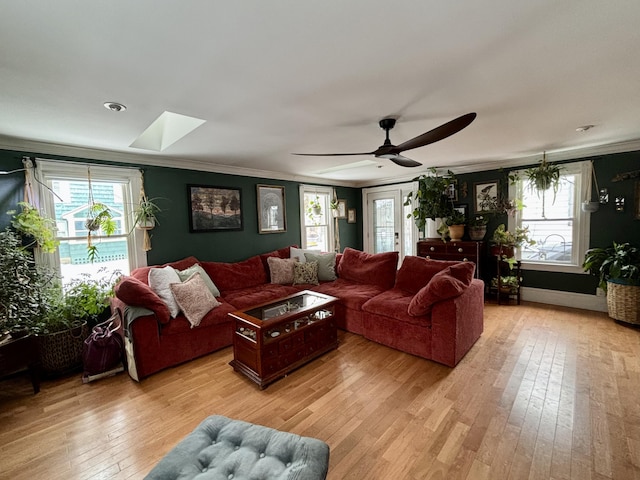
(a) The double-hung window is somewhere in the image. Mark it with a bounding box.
[36,160,147,284]
[299,185,335,252]
[508,160,591,273]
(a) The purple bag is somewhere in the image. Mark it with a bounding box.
[82,316,123,376]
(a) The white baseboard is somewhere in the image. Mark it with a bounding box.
[520,287,608,312]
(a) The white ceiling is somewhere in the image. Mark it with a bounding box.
[1,1,639,187]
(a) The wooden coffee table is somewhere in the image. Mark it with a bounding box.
[228,290,338,389]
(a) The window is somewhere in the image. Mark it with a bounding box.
[36,161,146,285]
[508,161,591,273]
[299,186,334,252]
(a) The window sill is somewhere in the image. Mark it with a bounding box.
[520,261,587,274]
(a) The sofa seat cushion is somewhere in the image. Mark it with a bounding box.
[312,279,385,311]
[337,247,399,289]
[223,284,300,310]
[362,289,432,327]
[202,255,267,293]
[395,256,461,294]
[160,300,236,336]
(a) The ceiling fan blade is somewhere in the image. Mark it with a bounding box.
[392,112,477,153]
[291,152,374,157]
[389,155,422,167]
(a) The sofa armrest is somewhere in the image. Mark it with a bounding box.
[114,276,171,325]
[430,279,484,367]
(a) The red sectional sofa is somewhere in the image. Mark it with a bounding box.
[111,246,484,381]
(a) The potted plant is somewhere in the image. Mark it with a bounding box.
[133,196,162,230]
[525,153,563,216]
[444,209,466,242]
[468,214,489,241]
[306,196,323,224]
[0,229,49,337]
[37,268,121,376]
[7,201,59,253]
[583,242,640,325]
[491,275,521,294]
[405,169,456,238]
[490,223,536,258]
[85,202,117,263]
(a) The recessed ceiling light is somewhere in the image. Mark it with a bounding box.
[576,124,595,132]
[104,102,127,112]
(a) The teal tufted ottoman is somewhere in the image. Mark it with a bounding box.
[145,415,330,480]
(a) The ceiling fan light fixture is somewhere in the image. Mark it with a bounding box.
[104,102,127,112]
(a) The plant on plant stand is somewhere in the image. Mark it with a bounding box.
[583,242,640,325]
[490,223,536,258]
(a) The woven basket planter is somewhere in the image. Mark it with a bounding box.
[38,321,90,377]
[607,281,640,325]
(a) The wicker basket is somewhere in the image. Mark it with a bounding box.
[607,281,640,325]
[38,322,90,376]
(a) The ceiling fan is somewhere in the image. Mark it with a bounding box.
[293,112,477,167]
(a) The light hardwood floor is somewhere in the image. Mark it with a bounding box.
[1,302,639,480]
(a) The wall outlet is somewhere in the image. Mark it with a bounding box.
[596,287,606,297]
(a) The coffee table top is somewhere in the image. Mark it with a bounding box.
[230,290,337,326]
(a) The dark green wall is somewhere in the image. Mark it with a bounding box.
[0,149,362,264]
[454,150,640,295]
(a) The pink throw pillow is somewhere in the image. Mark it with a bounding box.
[170,273,221,328]
[408,262,476,316]
[267,257,299,284]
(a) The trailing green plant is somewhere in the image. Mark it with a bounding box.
[85,202,117,263]
[306,196,323,223]
[405,169,456,231]
[491,224,536,248]
[132,196,162,230]
[582,242,640,291]
[491,275,521,293]
[7,201,59,253]
[0,228,52,334]
[525,153,563,218]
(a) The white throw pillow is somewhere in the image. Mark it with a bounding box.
[290,246,321,263]
[148,266,182,317]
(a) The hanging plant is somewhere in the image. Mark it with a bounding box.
[7,202,59,253]
[85,168,116,263]
[525,152,563,214]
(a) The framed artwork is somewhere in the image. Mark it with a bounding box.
[635,180,640,220]
[474,181,499,213]
[257,184,287,233]
[334,199,347,219]
[446,181,458,201]
[453,203,468,218]
[347,208,356,223]
[187,184,243,232]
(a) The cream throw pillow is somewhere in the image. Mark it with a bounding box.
[170,272,221,327]
[148,266,182,317]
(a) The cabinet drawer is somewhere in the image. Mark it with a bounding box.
[418,242,447,256]
[448,242,478,255]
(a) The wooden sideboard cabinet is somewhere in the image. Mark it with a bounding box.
[417,240,483,278]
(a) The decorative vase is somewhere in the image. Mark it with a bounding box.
[425,218,444,239]
[448,225,465,242]
[468,225,487,241]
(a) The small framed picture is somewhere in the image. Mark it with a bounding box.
[474,181,499,213]
[334,199,347,219]
[188,184,243,232]
[347,208,356,223]
[446,181,458,201]
[257,184,287,233]
[453,203,468,218]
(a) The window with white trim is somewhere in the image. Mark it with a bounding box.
[299,185,335,252]
[508,160,591,273]
[36,160,147,284]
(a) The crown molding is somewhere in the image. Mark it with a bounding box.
[0,136,360,188]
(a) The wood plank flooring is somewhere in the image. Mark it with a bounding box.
[1,302,639,479]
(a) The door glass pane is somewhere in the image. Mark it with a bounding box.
[52,179,130,285]
[373,198,394,253]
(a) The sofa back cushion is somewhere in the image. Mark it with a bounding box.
[395,256,461,294]
[337,247,399,289]
[202,255,267,293]
[131,256,199,284]
[115,276,171,321]
[408,262,476,316]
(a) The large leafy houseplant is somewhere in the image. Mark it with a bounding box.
[405,169,456,233]
[582,242,640,291]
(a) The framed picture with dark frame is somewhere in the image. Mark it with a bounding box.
[453,203,468,219]
[187,184,243,232]
[474,181,499,213]
[447,180,458,202]
[257,184,287,234]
